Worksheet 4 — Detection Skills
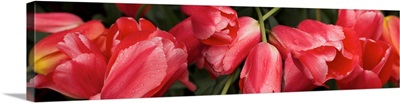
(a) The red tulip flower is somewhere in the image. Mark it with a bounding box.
[29,20,106,75]
[239,42,282,93]
[29,17,196,99]
[98,29,195,99]
[181,5,239,46]
[337,38,394,89]
[89,17,195,99]
[28,33,107,99]
[28,12,84,33]
[270,19,361,86]
[380,16,400,85]
[198,17,261,78]
[336,9,384,40]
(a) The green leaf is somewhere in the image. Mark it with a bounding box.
[103,3,122,27]
[27,31,50,44]
[325,79,338,90]
[322,9,338,24]
[213,67,241,95]
[237,7,254,17]
[145,5,182,31]
[190,69,216,95]
[212,75,230,95]
[163,89,185,97]
[265,16,279,30]
[275,8,308,27]
[92,13,106,21]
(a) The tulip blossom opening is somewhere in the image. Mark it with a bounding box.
[181,6,239,46]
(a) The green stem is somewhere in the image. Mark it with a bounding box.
[316,9,321,21]
[262,7,280,21]
[221,73,235,95]
[255,7,267,42]
[135,4,148,20]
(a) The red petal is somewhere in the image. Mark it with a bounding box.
[148,36,190,96]
[101,38,168,99]
[169,17,208,63]
[360,38,391,73]
[139,18,157,31]
[284,53,317,92]
[298,19,345,42]
[271,25,325,52]
[336,10,356,29]
[177,65,197,91]
[29,12,84,33]
[105,30,153,77]
[182,6,219,40]
[378,47,395,85]
[337,70,382,89]
[326,49,359,80]
[268,35,290,59]
[30,20,105,75]
[353,10,383,40]
[240,42,282,93]
[116,17,140,40]
[296,47,335,85]
[341,28,362,60]
[57,33,104,59]
[30,53,106,99]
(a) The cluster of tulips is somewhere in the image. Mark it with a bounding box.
[27,4,399,100]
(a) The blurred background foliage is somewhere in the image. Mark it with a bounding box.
[26,1,399,102]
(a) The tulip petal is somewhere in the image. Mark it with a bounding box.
[337,70,382,89]
[336,10,356,28]
[284,53,317,92]
[326,49,359,80]
[30,53,106,99]
[353,11,383,40]
[240,42,282,93]
[360,38,393,84]
[169,17,207,63]
[360,38,391,73]
[57,33,104,59]
[296,47,333,85]
[298,19,345,42]
[139,18,157,31]
[30,12,84,33]
[151,38,192,96]
[271,25,324,52]
[30,20,105,75]
[182,6,219,40]
[101,38,168,99]
[116,17,140,39]
[268,35,290,59]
